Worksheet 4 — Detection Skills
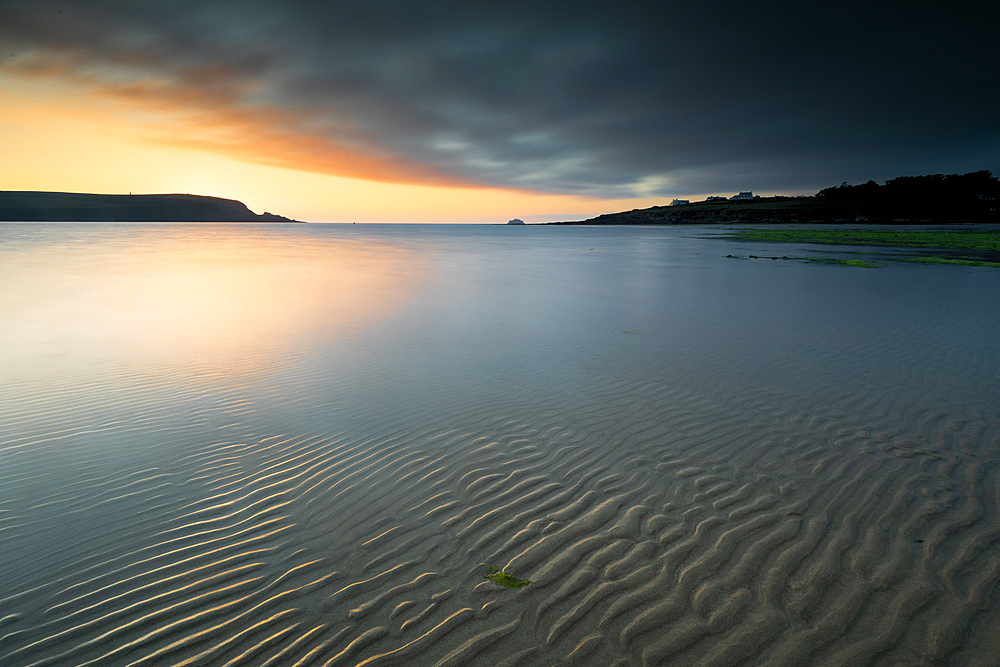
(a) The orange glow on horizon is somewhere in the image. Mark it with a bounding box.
[1,70,674,222]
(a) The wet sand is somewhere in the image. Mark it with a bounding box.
[1,223,999,666]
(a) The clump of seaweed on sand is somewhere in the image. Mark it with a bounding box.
[484,566,532,588]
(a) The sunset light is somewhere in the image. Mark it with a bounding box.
[1,71,675,222]
[3,4,1000,667]
[4,2,992,222]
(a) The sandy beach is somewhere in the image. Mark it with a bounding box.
[2,223,999,666]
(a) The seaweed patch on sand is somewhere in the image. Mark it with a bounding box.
[906,256,1000,267]
[805,257,887,268]
[731,255,886,267]
[484,566,532,588]
[722,229,1000,251]
[722,228,1000,268]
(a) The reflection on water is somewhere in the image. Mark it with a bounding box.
[0,223,421,378]
[1,222,1000,667]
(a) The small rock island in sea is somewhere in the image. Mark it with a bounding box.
[506,218,526,225]
[0,191,298,222]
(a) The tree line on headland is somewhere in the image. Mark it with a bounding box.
[550,170,1000,225]
[815,171,997,221]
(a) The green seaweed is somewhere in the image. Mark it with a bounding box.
[484,566,532,588]
[906,256,1000,267]
[724,229,1000,268]
[722,229,1000,251]
[839,259,886,268]
[896,448,945,460]
[769,256,885,267]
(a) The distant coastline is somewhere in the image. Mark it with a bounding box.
[0,191,299,222]
[547,171,1000,225]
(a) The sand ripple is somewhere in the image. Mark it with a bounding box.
[2,359,1000,667]
[3,226,1000,666]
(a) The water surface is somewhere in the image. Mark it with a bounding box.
[2,223,999,666]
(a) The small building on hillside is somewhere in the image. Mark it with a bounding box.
[730,191,753,201]
[706,196,727,202]
[670,198,690,206]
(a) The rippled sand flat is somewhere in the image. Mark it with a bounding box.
[2,223,999,666]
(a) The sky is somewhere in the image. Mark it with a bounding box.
[2,0,997,222]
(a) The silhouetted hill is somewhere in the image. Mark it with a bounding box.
[0,191,298,222]
[549,171,1000,225]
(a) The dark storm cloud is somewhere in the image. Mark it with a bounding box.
[3,0,997,196]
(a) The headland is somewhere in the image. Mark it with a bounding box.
[0,191,298,222]
[548,170,999,225]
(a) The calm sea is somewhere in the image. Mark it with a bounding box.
[2,222,999,666]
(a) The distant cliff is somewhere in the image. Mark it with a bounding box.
[0,191,298,222]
